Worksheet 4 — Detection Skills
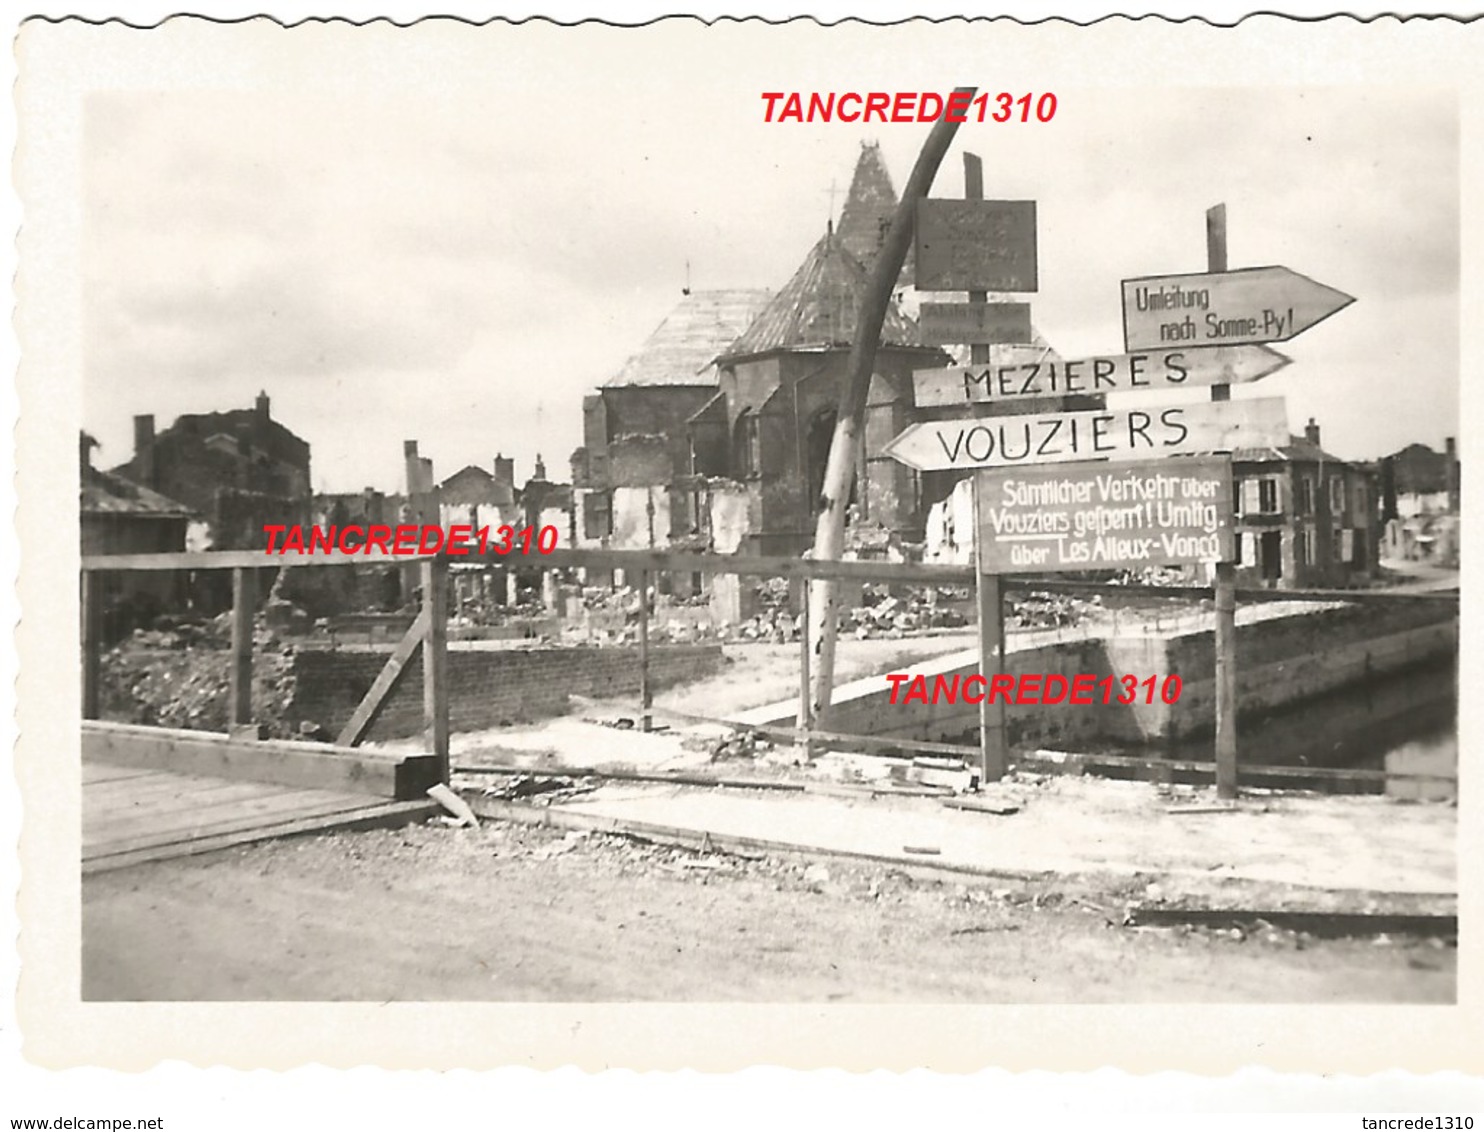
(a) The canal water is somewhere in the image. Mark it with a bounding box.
[1157,657,1458,799]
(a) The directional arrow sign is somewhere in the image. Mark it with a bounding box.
[883,396,1288,473]
[1121,266,1355,352]
[913,344,1291,407]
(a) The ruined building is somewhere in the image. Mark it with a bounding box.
[113,391,311,550]
[573,140,1064,577]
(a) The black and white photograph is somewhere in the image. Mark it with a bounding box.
[9,10,1482,1086]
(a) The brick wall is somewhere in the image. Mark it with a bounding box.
[756,599,1457,749]
[287,643,723,740]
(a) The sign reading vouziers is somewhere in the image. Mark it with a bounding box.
[975,456,1234,572]
[883,395,1287,472]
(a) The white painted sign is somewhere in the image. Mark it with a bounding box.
[883,396,1288,473]
[913,344,1290,407]
[1122,266,1354,351]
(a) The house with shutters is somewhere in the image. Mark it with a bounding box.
[1229,417,1379,588]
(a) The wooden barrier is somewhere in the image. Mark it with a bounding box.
[83,720,441,801]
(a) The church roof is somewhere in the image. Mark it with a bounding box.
[836,141,909,277]
[722,232,925,359]
[605,289,772,387]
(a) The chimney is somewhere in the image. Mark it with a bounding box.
[1445,436,1456,459]
[255,389,271,422]
[133,414,156,488]
[79,431,97,473]
[534,452,548,481]
[1304,418,1321,446]
[493,453,515,489]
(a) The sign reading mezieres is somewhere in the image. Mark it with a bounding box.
[975,457,1234,572]
[1121,265,1355,351]
[915,199,1038,292]
[912,344,1290,408]
[883,396,1287,472]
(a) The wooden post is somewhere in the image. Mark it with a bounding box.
[1208,203,1238,799]
[965,154,1009,784]
[421,556,450,784]
[80,570,102,720]
[796,578,813,759]
[229,567,255,728]
[974,480,1009,783]
[638,568,652,733]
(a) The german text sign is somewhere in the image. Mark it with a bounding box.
[915,199,1038,292]
[913,344,1290,407]
[883,395,1287,472]
[919,301,1033,346]
[1122,265,1355,351]
[975,457,1235,572]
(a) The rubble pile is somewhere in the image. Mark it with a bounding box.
[98,614,302,738]
[1006,590,1104,630]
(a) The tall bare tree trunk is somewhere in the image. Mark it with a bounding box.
[804,90,974,727]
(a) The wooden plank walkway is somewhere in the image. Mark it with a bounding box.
[83,760,436,875]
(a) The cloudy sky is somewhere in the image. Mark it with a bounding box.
[81,24,1458,492]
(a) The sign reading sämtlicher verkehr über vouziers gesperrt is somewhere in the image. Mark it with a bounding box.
[974,456,1235,572]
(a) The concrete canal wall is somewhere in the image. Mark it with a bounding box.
[740,600,1457,750]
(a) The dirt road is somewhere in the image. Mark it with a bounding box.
[83,819,1454,1002]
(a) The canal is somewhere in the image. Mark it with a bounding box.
[1156,656,1458,799]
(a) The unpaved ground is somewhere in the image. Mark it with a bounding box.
[83,818,1454,1002]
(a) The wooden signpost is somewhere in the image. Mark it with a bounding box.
[918,301,1033,346]
[1121,265,1355,351]
[915,198,1038,292]
[912,344,1290,408]
[882,396,1288,473]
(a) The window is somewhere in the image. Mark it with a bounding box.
[583,491,613,539]
[1301,528,1317,566]
[735,413,762,479]
[1296,476,1315,515]
[1233,478,1244,516]
[1332,527,1345,562]
[1329,476,1346,515]
[1257,478,1279,514]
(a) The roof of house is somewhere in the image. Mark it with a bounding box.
[81,466,195,518]
[605,289,773,388]
[723,232,925,359]
[1232,434,1358,466]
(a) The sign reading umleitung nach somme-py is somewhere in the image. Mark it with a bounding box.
[975,456,1235,572]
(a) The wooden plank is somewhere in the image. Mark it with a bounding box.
[421,557,450,781]
[85,790,382,858]
[82,721,440,800]
[230,567,256,727]
[83,801,438,874]
[1016,749,1455,783]
[975,567,1008,783]
[335,606,430,748]
[84,770,275,807]
[83,548,433,571]
[85,780,292,838]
